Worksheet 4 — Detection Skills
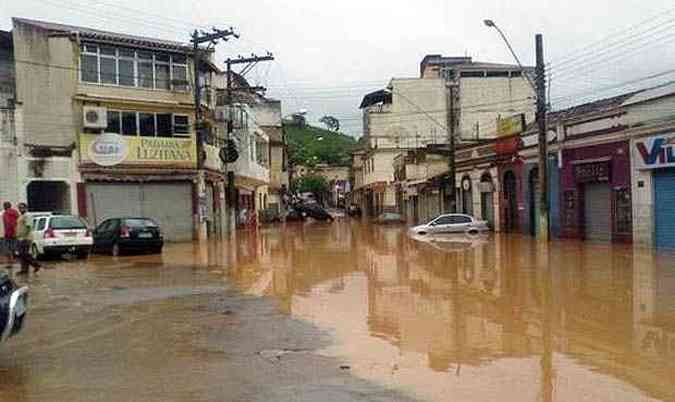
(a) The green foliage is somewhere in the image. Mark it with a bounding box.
[291,174,330,195]
[285,123,357,167]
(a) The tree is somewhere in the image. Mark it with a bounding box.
[319,115,340,132]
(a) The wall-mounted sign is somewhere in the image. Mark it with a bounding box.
[496,114,526,138]
[462,177,472,191]
[495,136,521,155]
[574,161,611,183]
[634,133,675,169]
[81,133,196,168]
[88,133,129,166]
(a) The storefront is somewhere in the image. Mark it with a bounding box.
[560,141,632,243]
[78,132,198,241]
[632,132,675,249]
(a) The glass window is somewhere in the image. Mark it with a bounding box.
[433,216,454,225]
[172,54,187,64]
[122,112,137,136]
[451,215,472,224]
[172,65,188,90]
[139,113,156,137]
[119,58,134,86]
[35,218,47,231]
[100,46,116,56]
[137,51,153,60]
[124,218,158,228]
[173,115,189,135]
[138,61,154,88]
[50,216,87,230]
[119,48,135,58]
[107,111,121,133]
[155,53,170,63]
[156,114,172,137]
[82,44,98,54]
[81,54,98,82]
[155,63,170,90]
[100,57,117,84]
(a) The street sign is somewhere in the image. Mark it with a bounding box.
[219,139,239,164]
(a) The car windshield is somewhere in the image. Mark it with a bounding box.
[125,218,158,228]
[50,216,87,230]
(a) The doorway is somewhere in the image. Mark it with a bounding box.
[503,171,518,232]
[26,181,71,214]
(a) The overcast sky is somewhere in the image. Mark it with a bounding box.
[2,0,674,136]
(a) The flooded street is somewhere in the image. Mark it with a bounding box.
[2,221,675,401]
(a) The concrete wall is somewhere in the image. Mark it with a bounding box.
[458,76,535,140]
[363,150,399,186]
[366,78,447,149]
[251,100,282,127]
[13,21,79,147]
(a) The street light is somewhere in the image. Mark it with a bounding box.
[483,19,536,92]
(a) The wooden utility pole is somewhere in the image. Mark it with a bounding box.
[535,34,549,241]
[190,28,238,169]
[445,79,457,213]
[224,53,274,232]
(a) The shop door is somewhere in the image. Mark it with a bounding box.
[655,169,675,249]
[481,192,494,230]
[87,182,193,242]
[503,171,518,232]
[583,183,611,241]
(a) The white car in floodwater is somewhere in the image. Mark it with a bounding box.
[410,213,489,236]
[0,272,28,346]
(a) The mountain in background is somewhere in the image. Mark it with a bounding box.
[284,122,358,167]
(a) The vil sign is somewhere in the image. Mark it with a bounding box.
[634,133,675,169]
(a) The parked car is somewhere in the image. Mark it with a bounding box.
[410,214,489,235]
[0,272,28,346]
[374,212,405,224]
[31,215,93,259]
[92,217,163,256]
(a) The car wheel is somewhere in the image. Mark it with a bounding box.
[30,244,40,260]
[111,243,121,257]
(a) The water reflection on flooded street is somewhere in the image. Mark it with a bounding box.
[229,223,675,402]
[1,222,674,401]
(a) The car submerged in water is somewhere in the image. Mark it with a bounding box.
[0,272,29,346]
[410,213,489,236]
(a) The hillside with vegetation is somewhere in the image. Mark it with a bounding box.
[285,122,358,167]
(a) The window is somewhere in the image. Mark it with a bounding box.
[107,111,121,133]
[139,113,156,137]
[433,216,454,225]
[122,112,137,136]
[156,114,172,137]
[50,216,87,230]
[35,218,47,231]
[138,60,154,89]
[79,43,191,91]
[451,215,472,224]
[119,58,135,86]
[81,54,98,83]
[486,70,510,78]
[173,115,189,136]
[460,71,486,78]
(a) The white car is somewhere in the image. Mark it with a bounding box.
[410,213,489,236]
[31,215,93,259]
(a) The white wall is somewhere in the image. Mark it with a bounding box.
[458,76,535,140]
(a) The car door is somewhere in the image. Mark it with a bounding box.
[430,215,453,234]
[32,218,48,252]
[449,215,473,233]
[94,219,115,252]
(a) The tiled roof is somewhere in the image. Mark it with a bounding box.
[13,17,191,52]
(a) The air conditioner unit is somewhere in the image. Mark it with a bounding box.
[83,106,107,129]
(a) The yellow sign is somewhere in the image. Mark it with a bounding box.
[80,133,197,168]
[496,114,526,138]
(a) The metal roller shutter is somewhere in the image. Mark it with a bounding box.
[141,183,193,242]
[86,182,193,242]
[584,183,611,241]
[655,169,675,249]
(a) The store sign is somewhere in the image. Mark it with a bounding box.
[87,133,128,166]
[574,161,611,183]
[496,114,526,138]
[81,133,197,168]
[495,136,521,155]
[634,133,675,169]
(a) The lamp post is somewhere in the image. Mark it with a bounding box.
[485,20,549,241]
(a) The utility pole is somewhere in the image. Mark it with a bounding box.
[445,78,457,213]
[189,28,238,240]
[535,34,549,242]
[224,53,274,232]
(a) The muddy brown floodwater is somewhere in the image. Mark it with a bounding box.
[1,221,675,401]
